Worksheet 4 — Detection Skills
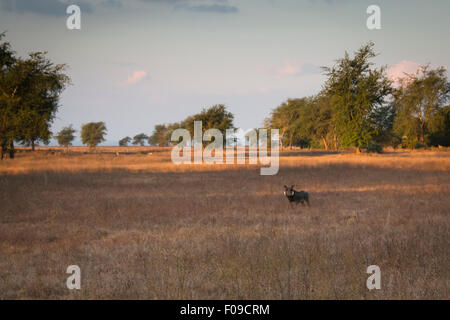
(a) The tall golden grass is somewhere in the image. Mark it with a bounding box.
[0,148,449,299]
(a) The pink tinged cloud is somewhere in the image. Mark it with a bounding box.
[262,60,303,78]
[120,70,148,87]
[387,60,421,83]
[278,60,302,76]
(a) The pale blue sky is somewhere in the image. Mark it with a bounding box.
[1,0,449,144]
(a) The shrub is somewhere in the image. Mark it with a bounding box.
[414,142,426,149]
[366,142,383,153]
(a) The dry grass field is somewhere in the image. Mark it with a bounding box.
[0,147,449,299]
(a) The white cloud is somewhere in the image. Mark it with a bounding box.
[119,70,148,87]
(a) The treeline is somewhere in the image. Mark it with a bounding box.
[121,43,449,152]
[2,31,449,157]
[265,43,449,151]
[119,104,234,147]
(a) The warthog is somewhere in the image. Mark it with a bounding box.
[284,185,310,206]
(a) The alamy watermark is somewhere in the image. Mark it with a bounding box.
[170,121,279,175]
[66,4,381,31]
[366,265,381,290]
[66,265,81,290]
[64,263,380,292]
[367,5,381,30]
[66,5,81,30]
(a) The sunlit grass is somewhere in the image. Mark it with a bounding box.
[0,148,448,299]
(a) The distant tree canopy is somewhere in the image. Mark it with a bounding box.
[265,95,337,150]
[55,125,76,150]
[427,105,450,147]
[188,104,234,137]
[119,136,131,147]
[3,33,447,156]
[266,97,314,149]
[265,43,449,152]
[132,133,149,146]
[148,124,170,147]
[81,122,107,148]
[392,65,450,148]
[148,104,235,147]
[0,33,70,158]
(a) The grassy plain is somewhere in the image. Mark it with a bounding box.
[0,147,448,299]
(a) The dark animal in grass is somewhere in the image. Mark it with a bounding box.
[284,185,310,207]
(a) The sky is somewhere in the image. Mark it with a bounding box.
[1,0,449,145]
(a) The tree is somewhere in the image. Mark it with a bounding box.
[266,98,305,149]
[180,104,234,146]
[192,104,234,134]
[119,136,131,146]
[81,122,107,149]
[55,125,76,151]
[0,32,17,159]
[393,65,449,148]
[322,42,393,152]
[369,104,396,147]
[146,105,234,148]
[427,105,450,147]
[148,124,170,146]
[0,33,69,158]
[132,133,149,146]
[265,96,337,150]
[298,95,336,150]
[15,52,69,150]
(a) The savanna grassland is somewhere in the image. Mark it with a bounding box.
[0,148,449,299]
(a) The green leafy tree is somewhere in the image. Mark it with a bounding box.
[55,125,76,151]
[265,95,337,150]
[166,122,182,145]
[427,105,450,147]
[181,104,234,146]
[119,136,131,146]
[148,124,170,146]
[15,52,69,150]
[301,95,336,150]
[369,104,396,147]
[322,42,393,152]
[81,122,107,149]
[393,65,449,148]
[132,133,149,146]
[0,33,69,158]
[194,104,234,134]
[147,106,234,148]
[266,98,305,149]
[0,33,17,159]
